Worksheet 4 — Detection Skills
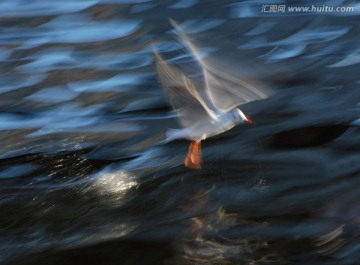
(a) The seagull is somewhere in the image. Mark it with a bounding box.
[155,20,270,169]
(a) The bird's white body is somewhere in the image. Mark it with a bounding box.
[165,108,244,142]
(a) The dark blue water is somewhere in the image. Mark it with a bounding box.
[1,0,360,264]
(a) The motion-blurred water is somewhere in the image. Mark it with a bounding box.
[1,0,360,264]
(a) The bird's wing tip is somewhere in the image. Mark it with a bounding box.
[168,18,178,28]
[168,18,185,35]
[152,46,166,65]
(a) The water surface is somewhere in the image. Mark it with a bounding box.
[1,1,360,264]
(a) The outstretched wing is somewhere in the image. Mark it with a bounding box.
[204,62,271,111]
[154,52,218,129]
[170,19,272,112]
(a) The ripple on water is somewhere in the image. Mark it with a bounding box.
[25,86,79,103]
[328,50,360,68]
[239,26,350,50]
[0,74,46,94]
[168,0,198,9]
[260,44,307,61]
[130,4,156,13]
[173,19,225,34]
[154,41,184,52]
[244,22,277,36]
[279,27,350,44]
[99,0,151,3]
[21,102,143,137]
[121,96,165,112]
[0,48,13,61]
[17,48,75,73]
[0,0,98,17]
[18,49,153,73]
[12,14,142,47]
[0,164,37,179]
[0,112,96,132]
[0,102,117,132]
[73,52,153,71]
[228,1,284,18]
[68,73,152,93]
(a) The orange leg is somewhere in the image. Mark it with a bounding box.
[184,140,202,169]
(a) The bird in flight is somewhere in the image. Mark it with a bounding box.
[155,19,270,169]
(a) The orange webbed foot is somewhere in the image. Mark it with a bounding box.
[184,140,202,169]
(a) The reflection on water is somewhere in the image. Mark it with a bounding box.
[93,168,138,198]
[1,0,360,264]
[168,189,285,264]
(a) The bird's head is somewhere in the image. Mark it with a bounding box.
[233,108,253,125]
